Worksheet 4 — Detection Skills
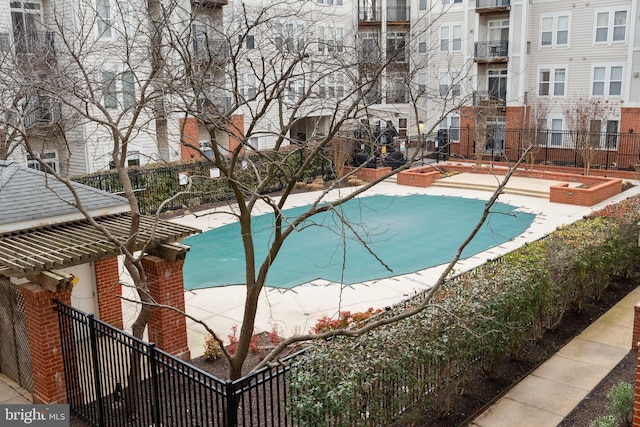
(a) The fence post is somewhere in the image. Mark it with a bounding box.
[149,344,162,426]
[88,315,106,427]
[226,380,238,427]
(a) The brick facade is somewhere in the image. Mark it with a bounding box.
[180,117,200,161]
[95,257,123,329]
[142,255,190,361]
[19,284,73,404]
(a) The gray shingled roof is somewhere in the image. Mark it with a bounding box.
[0,160,129,231]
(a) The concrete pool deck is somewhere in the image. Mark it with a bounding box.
[119,169,640,359]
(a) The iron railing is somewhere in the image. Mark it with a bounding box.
[0,31,55,55]
[387,6,410,21]
[445,127,640,170]
[55,301,305,427]
[474,40,509,60]
[476,0,510,8]
[358,6,382,22]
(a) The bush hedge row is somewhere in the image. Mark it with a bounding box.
[288,195,640,426]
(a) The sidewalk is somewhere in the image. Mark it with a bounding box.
[470,286,640,427]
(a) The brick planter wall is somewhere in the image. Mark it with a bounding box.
[142,255,190,361]
[342,166,392,182]
[549,179,622,206]
[397,167,439,187]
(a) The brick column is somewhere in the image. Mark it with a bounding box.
[19,284,73,404]
[179,117,200,161]
[634,348,640,427]
[141,255,190,361]
[95,257,123,329]
[633,303,640,349]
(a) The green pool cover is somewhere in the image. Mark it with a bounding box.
[183,194,535,289]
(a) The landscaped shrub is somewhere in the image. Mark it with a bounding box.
[590,380,634,427]
[289,196,640,426]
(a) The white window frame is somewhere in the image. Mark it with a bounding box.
[439,70,460,97]
[387,32,407,63]
[102,68,136,109]
[27,150,59,173]
[441,116,460,142]
[440,24,461,53]
[442,0,462,5]
[540,12,570,48]
[591,63,624,97]
[419,0,428,11]
[537,66,566,97]
[594,7,628,45]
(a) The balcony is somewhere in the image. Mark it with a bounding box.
[387,6,410,22]
[24,98,61,129]
[193,39,229,66]
[359,6,382,24]
[473,91,506,108]
[191,0,228,7]
[386,89,408,104]
[475,0,510,14]
[0,31,55,57]
[200,96,231,114]
[474,41,508,63]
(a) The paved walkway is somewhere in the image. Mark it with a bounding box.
[470,286,640,426]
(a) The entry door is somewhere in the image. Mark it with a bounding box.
[488,69,507,103]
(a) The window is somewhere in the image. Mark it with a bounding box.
[27,150,58,173]
[439,71,460,97]
[102,71,117,108]
[440,25,461,52]
[538,67,565,96]
[442,0,462,4]
[441,116,460,141]
[358,31,379,61]
[239,34,254,49]
[121,71,135,108]
[417,72,427,95]
[127,151,140,166]
[241,74,256,100]
[249,137,259,150]
[550,118,563,146]
[275,23,305,53]
[418,35,427,53]
[96,0,111,38]
[318,26,343,53]
[386,32,406,62]
[592,65,623,97]
[324,73,344,99]
[419,0,427,11]
[595,9,627,43]
[102,70,136,109]
[541,13,569,47]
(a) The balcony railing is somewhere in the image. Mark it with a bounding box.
[473,90,506,107]
[476,0,510,8]
[474,40,508,60]
[24,98,61,128]
[193,38,229,64]
[386,89,408,104]
[359,6,382,22]
[0,31,55,56]
[387,6,410,22]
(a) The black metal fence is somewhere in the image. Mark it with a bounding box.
[447,127,640,171]
[55,301,303,427]
[73,150,335,215]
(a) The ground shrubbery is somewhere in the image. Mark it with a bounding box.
[288,195,640,426]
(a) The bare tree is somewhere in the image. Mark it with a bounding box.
[518,96,550,169]
[564,97,618,175]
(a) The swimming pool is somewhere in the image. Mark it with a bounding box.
[183,194,535,289]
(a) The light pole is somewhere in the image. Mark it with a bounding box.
[418,121,425,166]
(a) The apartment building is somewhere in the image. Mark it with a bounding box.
[0,0,228,176]
[3,0,638,174]
[357,0,640,164]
